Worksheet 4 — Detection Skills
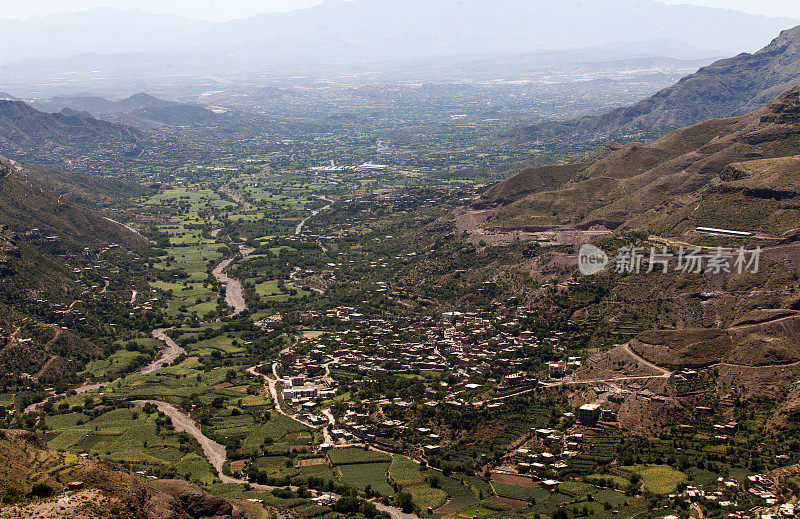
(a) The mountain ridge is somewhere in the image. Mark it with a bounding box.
[515,25,800,147]
[27,93,220,129]
[0,100,142,169]
[0,0,796,64]
[483,86,800,236]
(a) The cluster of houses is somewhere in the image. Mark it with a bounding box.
[271,306,593,457]
[331,408,446,454]
[666,473,797,518]
[281,375,337,406]
[676,420,739,443]
[0,404,14,423]
[287,309,563,378]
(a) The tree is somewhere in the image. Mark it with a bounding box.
[396,492,415,513]
[333,496,362,515]
[362,501,379,518]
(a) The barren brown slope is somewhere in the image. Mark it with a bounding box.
[485,87,800,236]
[478,163,584,206]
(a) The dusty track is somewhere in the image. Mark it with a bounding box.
[141,328,186,375]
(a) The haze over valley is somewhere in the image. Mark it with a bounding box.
[3,2,800,519]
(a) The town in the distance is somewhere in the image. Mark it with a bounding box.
[2,1,800,519]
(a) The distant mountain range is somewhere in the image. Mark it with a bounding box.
[482,86,800,237]
[0,0,795,66]
[0,100,142,168]
[27,93,220,129]
[516,25,800,147]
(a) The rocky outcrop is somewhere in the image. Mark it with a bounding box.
[175,489,249,519]
[0,430,251,519]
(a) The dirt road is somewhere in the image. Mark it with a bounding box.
[26,328,185,413]
[212,258,247,315]
[141,328,187,374]
[246,364,316,428]
[134,399,227,472]
[295,196,333,235]
[133,399,414,517]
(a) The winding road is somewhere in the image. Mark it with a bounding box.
[295,196,333,235]
[25,328,186,413]
[211,245,254,316]
[134,400,227,472]
[620,343,672,377]
[102,217,155,244]
[141,328,186,374]
[246,364,316,428]
[131,398,414,518]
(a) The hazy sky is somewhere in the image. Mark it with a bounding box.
[0,0,326,21]
[658,0,800,18]
[2,0,799,22]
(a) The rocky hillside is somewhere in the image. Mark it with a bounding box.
[0,165,149,251]
[515,25,800,147]
[0,157,152,387]
[0,429,249,519]
[483,86,800,236]
[0,100,142,169]
[19,163,151,205]
[29,93,220,129]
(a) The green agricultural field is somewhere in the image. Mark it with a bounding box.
[43,407,216,485]
[387,456,451,511]
[429,471,480,501]
[186,335,247,356]
[593,488,629,507]
[297,463,336,482]
[585,473,631,490]
[239,414,313,456]
[83,349,148,380]
[453,503,500,519]
[388,455,426,486]
[622,465,688,495]
[146,188,236,213]
[557,481,600,500]
[251,456,298,478]
[328,448,391,465]
[256,280,285,297]
[491,482,541,502]
[209,482,317,512]
[337,462,394,496]
[285,431,314,445]
[406,484,448,512]
[457,473,494,499]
